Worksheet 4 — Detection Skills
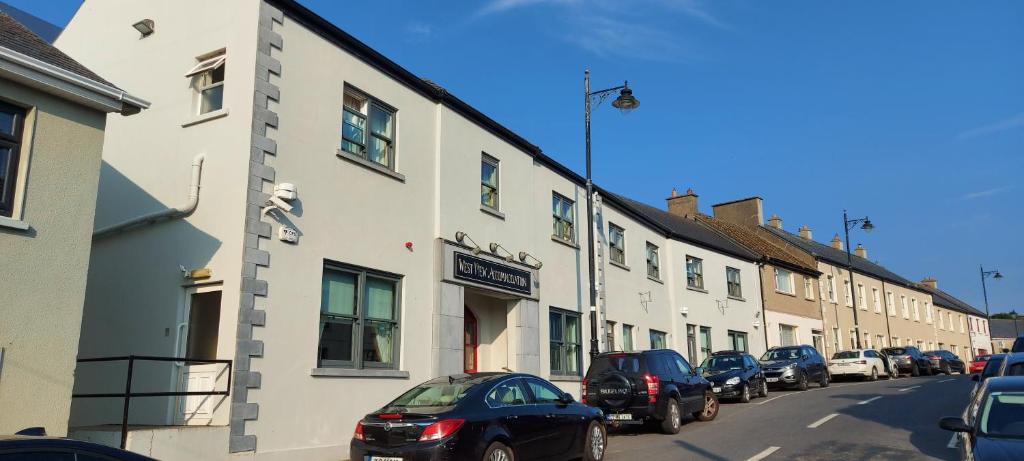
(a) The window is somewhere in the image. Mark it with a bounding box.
[605,321,616,352]
[886,291,896,316]
[959,315,965,333]
[686,324,697,364]
[832,328,841,354]
[650,329,667,350]
[901,296,909,319]
[850,329,857,350]
[486,379,528,407]
[775,268,794,294]
[622,324,634,352]
[186,52,226,115]
[925,302,932,324]
[938,310,945,329]
[780,324,797,347]
[318,263,401,369]
[827,275,837,303]
[864,332,872,349]
[912,298,920,321]
[872,288,881,313]
[0,101,26,217]
[728,330,748,352]
[480,154,499,210]
[726,267,743,298]
[877,335,886,348]
[646,243,660,279]
[341,88,396,169]
[608,223,626,265]
[892,337,900,346]
[526,378,564,404]
[843,280,852,306]
[857,284,866,310]
[699,327,712,361]
[549,308,581,376]
[804,276,814,300]
[551,193,575,243]
[686,256,704,289]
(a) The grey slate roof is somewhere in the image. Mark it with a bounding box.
[0,12,115,87]
[917,285,986,317]
[990,319,1024,339]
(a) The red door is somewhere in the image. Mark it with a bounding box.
[464,308,478,373]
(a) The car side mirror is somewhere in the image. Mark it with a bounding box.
[971,374,980,382]
[1002,348,1010,353]
[559,392,574,404]
[939,417,971,433]
[695,367,705,375]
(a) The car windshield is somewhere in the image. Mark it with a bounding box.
[387,382,476,408]
[883,348,907,356]
[761,348,801,361]
[701,355,744,371]
[833,351,859,359]
[590,355,642,374]
[976,356,991,362]
[982,357,1006,378]
[979,392,1024,439]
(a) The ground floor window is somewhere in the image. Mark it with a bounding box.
[728,330,748,352]
[699,327,712,361]
[650,329,667,350]
[550,308,582,376]
[850,329,858,350]
[877,335,886,349]
[622,324,634,351]
[812,330,824,354]
[686,324,698,364]
[780,324,797,347]
[318,262,402,369]
[605,320,616,352]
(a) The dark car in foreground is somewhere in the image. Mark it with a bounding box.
[925,350,967,375]
[0,428,155,460]
[583,349,718,435]
[971,354,1007,397]
[995,353,1024,377]
[759,345,829,390]
[1012,336,1024,353]
[350,373,607,461]
[881,346,932,377]
[940,376,1024,461]
[699,351,767,403]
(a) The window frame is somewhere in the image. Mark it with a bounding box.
[726,266,743,298]
[827,275,837,303]
[187,53,226,116]
[317,262,403,370]
[650,329,668,350]
[804,276,815,301]
[728,330,748,352]
[549,308,582,376]
[774,267,794,295]
[622,324,634,352]
[901,295,909,319]
[0,100,26,218]
[646,242,660,279]
[608,223,626,265]
[843,280,853,306]
[872,288,881,313]
[480,152,500,211]
[341,86,397,170]
[857,283,866,310]
[551,192,576,244]
[605,320,616,352]
[686,255,704,290]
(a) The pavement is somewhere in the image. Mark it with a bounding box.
[604,373,973,460]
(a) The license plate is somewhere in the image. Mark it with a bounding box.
[607,413,632,421]
[369,457,403,461]
[712,387,722,393]
[767,377,779,383]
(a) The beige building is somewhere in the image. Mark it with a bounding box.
[918,278,990,358]
[0,13,146,436]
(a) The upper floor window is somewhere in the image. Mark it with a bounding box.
[480,153,499,210]
[827,275,836,303]
[186,52,225,115]
[646,243,660,279]
[727,267,743,298]
[925,302,933,323]
[342,88,396,169]
[886,291,896,316]
[872,288,881,313]
[843,280,852,306]
[857,284,866,310]
[608,223,626,265]
[938,310,946,329]
[318,263,402,369]
[901,295,909,319]
[551,193,575,243]
[686,256,704,290]
[959,315,965,333]
[622,324,634,351]
[911,298,920,321]
[775,268,794,295]
[0,101,26,218]
[804,276,814,301]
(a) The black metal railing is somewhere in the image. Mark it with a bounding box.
[72,355,232,449]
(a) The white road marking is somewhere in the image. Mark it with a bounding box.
[754,380,877,405]
[807,413,840,429]
[745,446,781,461]
[898,385,920,392]
[947,434,959,449]
[938,379,955,383]
[857,396,883,405]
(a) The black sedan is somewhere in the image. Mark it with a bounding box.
[699,351,767,403]
[940,376,1024,461]
[350,372,607,461]
[925,350,967,375]
[0,428,155,460]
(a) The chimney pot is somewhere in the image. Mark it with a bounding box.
[831,234,843,250]
[667,187,699,218]
[767,214,783,229]
[921,277,938,289]
[855,244,867,259]
[671,188,679,198]
[799,225,813,240]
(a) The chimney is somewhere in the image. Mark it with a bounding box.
[920,277,937,289]
[710,196,764,227]
[830,234,843,250]
[767,214,783,229]
[854,244,867,259]
[667,187,699,218]
[799,225,813,240]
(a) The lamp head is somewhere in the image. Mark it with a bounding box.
[861,218,874,232]
[132,19,155,37]
[994,271,1004,280]
[611,83,639,113]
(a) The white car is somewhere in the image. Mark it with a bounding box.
[828,349,890,381]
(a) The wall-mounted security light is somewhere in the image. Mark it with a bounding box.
[132,19,155,37]
[518,251,543,269]
[262,183,298,216]
[488,242,515,262]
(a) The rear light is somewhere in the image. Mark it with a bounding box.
[581,378,588,404]
[378,413,403,420]
[643,374,660,404]
[856,360,867,365]
[353,421,365,441]
[418,419,465,442]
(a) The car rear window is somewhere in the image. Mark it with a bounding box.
[589,355,642,375]
[1008,364,1024,376]
[388,382,476,408]
[883,348,907,355]
[982,357,1006,377]
[832,351,859,359]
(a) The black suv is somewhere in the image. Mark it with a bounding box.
[759,345,829,390]
[583,349,718,434]
[882,346,932,376]
[924,350,967,375]
[699,351,768,403]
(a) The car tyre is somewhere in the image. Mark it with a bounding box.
[820,371,830,388]
[758,379,769,398]
[694,391,719,421]
[484,442,515,461]
[797,372,809,391]
[583,421,607,461]
[660,398,681,434]
[911,364,920,377]
[870,367,878,381]
[739,384,751,403]
[943,364,951,375]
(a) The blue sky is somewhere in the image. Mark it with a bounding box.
[12,0,1022,314]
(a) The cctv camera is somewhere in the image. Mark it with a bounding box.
[268,196,293,213]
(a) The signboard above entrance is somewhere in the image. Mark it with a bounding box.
[453,252,532,296]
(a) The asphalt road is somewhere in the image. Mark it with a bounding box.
[604,372,974,461]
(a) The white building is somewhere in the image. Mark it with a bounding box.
[57,1,764,459]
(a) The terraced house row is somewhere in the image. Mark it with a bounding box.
[0,1,993,460]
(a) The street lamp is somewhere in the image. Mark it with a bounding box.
[585,69,638,359]
[980,265,1004,351]
[843,210,873,349]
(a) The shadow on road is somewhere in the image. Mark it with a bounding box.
[671,440,731,461]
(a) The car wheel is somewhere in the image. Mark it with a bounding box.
[870,367,878,381]
[660,398,681,434]
[797,372,809,391]
[943,364,951,375]
[740,384,751,403]
[694,391,719,421]
[484,442,515,461]
[911,364,920,377]
[758,380,769,398]
[820,371,830,388]
[583,421,607,461]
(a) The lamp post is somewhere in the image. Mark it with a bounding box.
[584,69,639,359]
[843,210,874,349]
[980,265,1003,352]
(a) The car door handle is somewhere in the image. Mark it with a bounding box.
[505,415,518,420]
[545,414,556,418]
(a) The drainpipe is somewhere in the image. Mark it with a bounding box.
[756,261,770,352]
[93,154,205,240]
[880,280,893,347]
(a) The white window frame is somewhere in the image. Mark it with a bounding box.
[886,291,896,316]
[872,288,881,313]
[686,256,704,290]
[803,276,814,300]
[912,298,920,321]
[857,283,866,310]
[925,302,932,324]
[187,52,226,115]
[901,295,909,319]
[959,315,965,333]
[774,268,795,295]
[827,275,836,303]
[341,86,397,170]
[843,280,852,306]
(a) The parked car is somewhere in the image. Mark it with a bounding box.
[0,428,156,460]
[828,349,890,381]
[881,346,932,377]
[350,372,607,461]
[583,349,718,435]
[759,345,829,390]
[971,354,992,374]
[971,354,1007,398]
[939,376,1024,460]
[698,350,768,403]
[995,353,1024,377]
[1012,335,1024,353]
[925,350,968,375]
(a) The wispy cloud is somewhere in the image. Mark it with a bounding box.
[564,15,690,62]
[405,22,434,42]
[962,186,1014,200]
[958,112,1024,140]
[476,0,579,17]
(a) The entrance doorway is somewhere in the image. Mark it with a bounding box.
[464,307,478,373]
[175,287,223,425]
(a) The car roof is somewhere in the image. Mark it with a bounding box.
[711,350,746,356]
[423,372,525,385]
[983,376,1024,393]
[0,436,154,459]
[1003,352,1024,364]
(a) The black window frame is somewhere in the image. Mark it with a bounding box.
[317,261,403,370]
[726,266,742,298]
[686,255,704,289]
[0,100,26,218]
[650,329,667,350]
[549,307,582,376]
[608,223,626,265]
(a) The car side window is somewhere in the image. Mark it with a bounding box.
[526,378,564,404]
[673,354,693,375]
[486,379,529,407]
